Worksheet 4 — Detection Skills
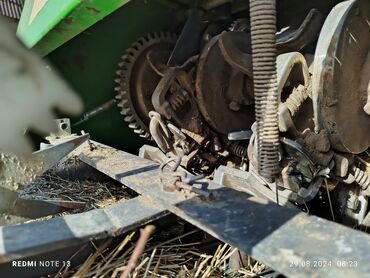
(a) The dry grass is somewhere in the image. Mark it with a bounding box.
[16,160,267,278]
[21,171,132,212]
[0,163,134,225]
[59,228,266,278]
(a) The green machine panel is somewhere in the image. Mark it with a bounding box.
[17,0,188,152]
[17,0,132,56]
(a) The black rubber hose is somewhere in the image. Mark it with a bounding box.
[249,0,280,179]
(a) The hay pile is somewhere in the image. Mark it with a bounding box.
[1,161,134,225]
[59,228,266,278]
[21,172,132,212]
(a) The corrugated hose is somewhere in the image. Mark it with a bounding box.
[249,0,280,179]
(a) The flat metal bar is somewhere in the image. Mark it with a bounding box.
[214,165,295,208]
[0,134,89,193]
[12,198,86,219]
[172,187,370,277]
[80,143,370,277]
[0,196,166,262]
[31,134,90,174]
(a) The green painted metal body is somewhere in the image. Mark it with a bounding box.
[17,0,188,152]
[17,0,131,56]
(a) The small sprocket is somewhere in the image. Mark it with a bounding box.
[115,32,177,139]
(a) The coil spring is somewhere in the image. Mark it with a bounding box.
[249,0,280,178]
[352,166,370,190]
[169,90,189,111]
[229,143,248,158]
[284,85,309,116]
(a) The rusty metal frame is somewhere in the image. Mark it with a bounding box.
[79,142,370,277]
[1,142,370,277]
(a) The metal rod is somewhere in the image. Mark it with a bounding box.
[73,99,117,126]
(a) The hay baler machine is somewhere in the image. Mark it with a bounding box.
[109,0,370,226]
[1,0,370,276]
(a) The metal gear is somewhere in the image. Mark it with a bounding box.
[115,32,177,139]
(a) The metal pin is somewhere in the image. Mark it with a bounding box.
[347,28,358,43]
[366,19,370,28]
[334,56,342,67]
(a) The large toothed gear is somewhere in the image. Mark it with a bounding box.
[115,32,177,139]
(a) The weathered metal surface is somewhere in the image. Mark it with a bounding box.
[167,9,204,67]
[218,31,252,77]
[0,134,89,190]
[276,52,311,134]
[139,144,169,164]
[78,142,182,208]
[276,9,324,53]
[79,142,370,277]
[0,196,166,263]
[214,165,295,208]
[195,33,255,135]
[151,67,181,120]
[227,130,253,141]
[0,195,86,221]
[12,198,86,219]
[276,52,309,97]
[31,134,90,175]
[312,0,370,153]
[78,142,221,208]
[172,187,370,277]
[50,118,72,137]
